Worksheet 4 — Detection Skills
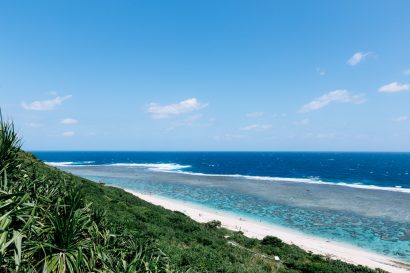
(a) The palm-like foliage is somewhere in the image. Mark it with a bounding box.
[0,110,21,182]
[0,110,174,272]
[94,233,171,273]
[29,189,92,272]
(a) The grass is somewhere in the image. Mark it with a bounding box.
[0,110,387,273]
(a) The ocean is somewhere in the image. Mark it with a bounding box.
[34,151,410,262]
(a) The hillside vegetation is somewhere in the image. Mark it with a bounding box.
[0,112,385,273]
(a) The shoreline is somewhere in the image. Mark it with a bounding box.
[126,189,410,273]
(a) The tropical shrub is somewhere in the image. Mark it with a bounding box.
[0,112,172,273]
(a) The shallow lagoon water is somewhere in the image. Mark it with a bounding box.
[60,164,410,262]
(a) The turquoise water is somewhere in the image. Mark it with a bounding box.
[34,151,410,262]
[58,165,410,262]
[34,151,410,189]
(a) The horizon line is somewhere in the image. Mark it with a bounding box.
[29,150,410,153]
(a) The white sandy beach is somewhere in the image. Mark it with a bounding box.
[126,190,410,273]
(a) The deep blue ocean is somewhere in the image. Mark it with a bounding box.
[33,151,410,261]
[34,151,410,189]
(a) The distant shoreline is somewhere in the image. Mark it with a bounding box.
[126,189,410,273]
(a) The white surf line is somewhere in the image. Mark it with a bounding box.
[126,190,410,273]
[47,162,410,194]
[168,171,410,194]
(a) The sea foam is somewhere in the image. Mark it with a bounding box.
[46,161,410,193]
[46,161,75,166]
[173,171,410,193]
[46,161,95,166]
[111,163,410,193]
[108,163,191,171]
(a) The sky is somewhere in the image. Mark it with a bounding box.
[1,0,410,151]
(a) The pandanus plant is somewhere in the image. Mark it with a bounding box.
[0,111,32,272]
[0,110,22,184]
[0,110,175,272]
[29,188,93,272]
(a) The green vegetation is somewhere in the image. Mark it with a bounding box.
[1,113,171,273]
[0,112,386,273]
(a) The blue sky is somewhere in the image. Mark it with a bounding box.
[1,0,410,151]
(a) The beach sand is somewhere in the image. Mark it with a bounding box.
[126,190,410,273]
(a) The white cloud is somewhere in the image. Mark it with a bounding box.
[347,52,371,66]
[241,124,272,131]
[394,116,408,122]
[404,69,410,75]
[300,90,366,113]
[62,131,75,137]
[378,82,410,93]
[22,95,72,111]
[147,98,207,119]
[246,112,264,118]
[61,118,78,125]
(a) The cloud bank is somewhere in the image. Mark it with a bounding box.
[378,82,409,93]
[61,118,78,125]
[347,52,371,66]
[300,90,365,113]
[22,95,72,111]
[148,98,207,119]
